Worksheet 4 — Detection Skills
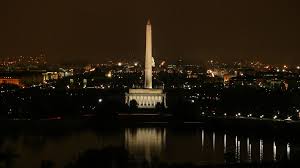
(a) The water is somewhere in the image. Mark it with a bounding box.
[0,127,297,168]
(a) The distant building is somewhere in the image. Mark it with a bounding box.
[125,89,167,108]
[223,74,235,86]
[42,69,73,83]
[0,77,22,87]
[0,71,44,87]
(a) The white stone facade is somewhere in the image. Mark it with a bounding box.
[125,89,167,109]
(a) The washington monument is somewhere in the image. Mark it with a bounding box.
[145,19,152,89]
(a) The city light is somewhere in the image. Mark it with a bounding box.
[207,69,215,77]
[106,71,112,78]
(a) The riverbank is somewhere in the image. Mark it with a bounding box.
[0,114,300,135]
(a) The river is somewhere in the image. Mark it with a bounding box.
[0,127,297,167]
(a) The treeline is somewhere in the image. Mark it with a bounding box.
[0,88,125,120]
[1,86,300,121]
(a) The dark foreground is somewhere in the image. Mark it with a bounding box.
[2,114,300,136]
[0,116,299,168]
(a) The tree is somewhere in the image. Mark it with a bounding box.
[129,99,138,113]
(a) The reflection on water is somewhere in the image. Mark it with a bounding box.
[0,127,297,168]
[287,143,290,160]
[201,129,204,150]
[235,136,240,162]
[247,137,251,162]
[273,141,276,161]
[224,134,227,154]
[260,139,263,162]
[125,128,166,161]
[212,132,215,152]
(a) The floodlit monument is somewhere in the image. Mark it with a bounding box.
[125,20,167,109]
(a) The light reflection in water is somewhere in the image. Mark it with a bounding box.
[0,128,296,168]
[213,132,215,152]
[247,137,251,162]
[224,134,226,154]
[123,129,293,164]
[201,129,204,151]
[273,141,276,161]
[235,136,240,162]
[124,128,166,161]
[287,143,290,160]
[260,139,263,162]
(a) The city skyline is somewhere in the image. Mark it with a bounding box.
[1,1,300,167]
[1,0,300,65]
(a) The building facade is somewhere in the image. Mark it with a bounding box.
[125,89,167,108]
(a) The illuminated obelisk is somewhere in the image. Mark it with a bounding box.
[145,19,152,89]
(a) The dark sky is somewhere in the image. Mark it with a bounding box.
[0,0,299,64]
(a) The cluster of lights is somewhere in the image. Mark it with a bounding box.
[207,69,215,77]
[235,113,241,117]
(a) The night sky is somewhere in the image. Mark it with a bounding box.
[0,0,299,64]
